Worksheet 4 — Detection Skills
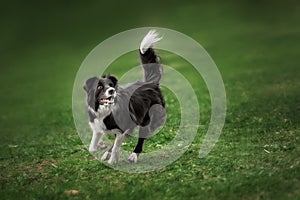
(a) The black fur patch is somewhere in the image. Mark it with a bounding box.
[106,75,118,87]
[128,83,165,127]
[103,113,122,131]
[83,77,99,122]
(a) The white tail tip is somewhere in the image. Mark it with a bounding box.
[140,30,162,54]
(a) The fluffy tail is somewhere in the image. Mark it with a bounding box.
[139,30,163,84]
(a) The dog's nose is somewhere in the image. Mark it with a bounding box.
[108,88,115,95]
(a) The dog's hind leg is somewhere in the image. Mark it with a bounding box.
[128,105,167,163]
[140,104,167,138]
[128,138,145,163]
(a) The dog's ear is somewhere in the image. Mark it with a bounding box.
[106,75,118,87]
[83,77,99,93]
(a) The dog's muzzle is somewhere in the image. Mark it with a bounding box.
[100,96,114,104]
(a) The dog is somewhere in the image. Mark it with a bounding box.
[83,30,166,164]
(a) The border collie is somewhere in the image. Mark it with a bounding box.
[83,30,166,164]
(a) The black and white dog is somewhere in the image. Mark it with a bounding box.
[83,30,166,164]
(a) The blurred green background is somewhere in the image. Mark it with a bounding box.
[0,0,299,199]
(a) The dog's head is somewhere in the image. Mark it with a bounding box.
[84,75,118,111]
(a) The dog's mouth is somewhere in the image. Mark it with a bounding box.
[100,96,114,105]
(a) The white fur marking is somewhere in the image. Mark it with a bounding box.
[89,118,102,133]
[108,150,119,164]
[140,30,162,54]
[89,119,106,153]
[105,87,116,97]
[128,153,138,163]
[97,104,113,117]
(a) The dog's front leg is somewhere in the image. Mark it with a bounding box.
[89,131,104,153]
[107,129,133,164]
[107,132,125,164]
[88,119,106,153]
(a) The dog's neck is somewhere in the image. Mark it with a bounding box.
[96,104,114,119]
[88,104,113,120]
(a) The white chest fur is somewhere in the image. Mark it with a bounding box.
[88,105,120,135]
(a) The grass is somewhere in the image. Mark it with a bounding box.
[0,0,299,199]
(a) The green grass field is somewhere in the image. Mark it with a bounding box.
[0,0,299,199]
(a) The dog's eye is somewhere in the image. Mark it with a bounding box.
[109,83,113,87]
[97,85,103,90]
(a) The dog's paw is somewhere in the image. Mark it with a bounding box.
[107,153,119,165]
[89,141,107,153]
[128,153,138,163]
[97,141,108,150]
[89,146,99,153]
[101,151,111,161]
